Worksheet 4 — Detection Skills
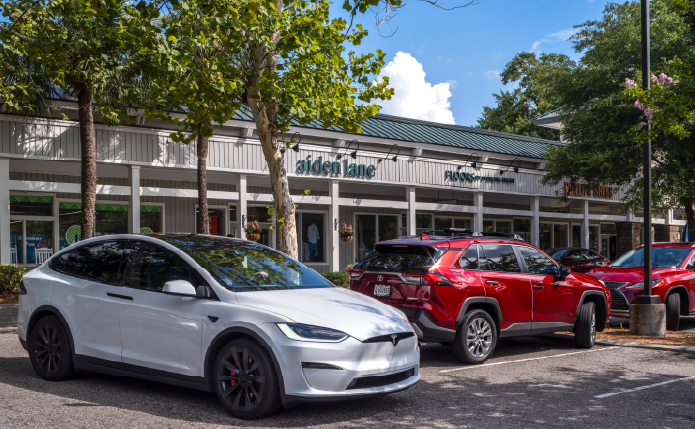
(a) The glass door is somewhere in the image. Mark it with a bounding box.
[10,220,23,264]
[378,215,399,241]
[10,220,54,265]
[298,212,326,263]
[356,214,376,263]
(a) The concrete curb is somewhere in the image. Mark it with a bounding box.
[547,334,695,354]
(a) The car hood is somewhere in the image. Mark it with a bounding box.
[588,267,685,284]
[235,287,412,341]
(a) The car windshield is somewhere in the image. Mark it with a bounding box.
[548,249,569,260]
[155,235,332,292]
[612,246,692,269]
[360,244,446,273]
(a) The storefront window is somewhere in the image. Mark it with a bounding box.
[483,220,494,233]
[26,221,54,264]
[59,202,131,249]
[10,220,23,264]
[589,226,599,252]
[496,221,512,234]
[601,223,617,235]
[553,224,568,248]
[59,202,82,249]
[356,214,376,262]
[401,212,408,236]
[454,218,472,229]
[10,195,53,216]
[379,215,399,241]
[514,218,530,241]
[140,205,163,233]
[435,217,452,231]
[299,212,325,263]
[247,206,271,223]
[540,223,552,250]
[572,225,581,247]
[95,204,128,237]
[196,207,225,235]
[415,214,432,233]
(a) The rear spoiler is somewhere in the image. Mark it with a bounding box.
[412,228,525,242]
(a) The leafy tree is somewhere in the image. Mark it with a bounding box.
[143,0,244,234]
[0,0,160,239]
[476,52,573,141]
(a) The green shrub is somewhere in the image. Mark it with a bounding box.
[0,265,27,295]
[322,271,349,288]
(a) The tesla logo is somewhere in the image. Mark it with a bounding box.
[391,334,398,346]
[377,275,384,282]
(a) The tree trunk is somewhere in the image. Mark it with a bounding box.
[76,84,96,241]
[684,197,695,242]
[196,123,210,234]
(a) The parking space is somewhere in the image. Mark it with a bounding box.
[1,304,694,428]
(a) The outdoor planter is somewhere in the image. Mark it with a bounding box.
[340,234,354,242]
[247,233,261,241]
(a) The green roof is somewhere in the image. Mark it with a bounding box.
[232,109,564,159]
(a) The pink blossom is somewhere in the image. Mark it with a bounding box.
[635,100,644,109]
[625,78,637,89]
[651,74,658,84]
[644,108,653,119]
[639,122,648,126]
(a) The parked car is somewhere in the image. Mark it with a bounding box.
[588,243,695,330]
[17,234,419,420]
[545,248,610,273]
[348,230,611,364]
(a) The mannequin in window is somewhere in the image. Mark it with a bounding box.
[307,222,320,259]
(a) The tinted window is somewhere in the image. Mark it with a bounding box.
[153,235,332,292]
[584,250,599,260]
[518,246,558,275]
[612,247,693,269]
[81,242,126,285]
[63,247,87,275]
[548,249,569,260]
[459,245,479,270]
[361,244,446,273]
[479,244,521,273]
[125,242,196,292]
[49,251,68,273]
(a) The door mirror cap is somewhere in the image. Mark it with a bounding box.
[554,266,571,282]
[162,280,198,297]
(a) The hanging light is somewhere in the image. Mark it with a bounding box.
[280,132,301,154]
[379,144,400,162]
[500,158,521,175]
[458,152,480,170]
[337,139,359,160]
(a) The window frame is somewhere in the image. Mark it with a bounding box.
[478,243,524,274]
[514,244,559,275]
[458,244,479,270]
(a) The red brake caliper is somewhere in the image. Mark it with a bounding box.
[230,363,238,386]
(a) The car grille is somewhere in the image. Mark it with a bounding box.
[362,332,415,345]
[346,368,416,390]
[603,282,630,310]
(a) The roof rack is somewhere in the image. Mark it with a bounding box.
[417,228,525,242]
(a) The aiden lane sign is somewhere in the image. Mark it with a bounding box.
[445,170,515,183]
[297,155,376,178]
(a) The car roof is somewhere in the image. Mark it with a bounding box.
[641,242,695,248]
[379,236,531,247]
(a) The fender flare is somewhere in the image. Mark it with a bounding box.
[665,285,691,315]
[455,297,503,326]
[27,305,76,357]
[203,326,290,407]
[576,291,608,330]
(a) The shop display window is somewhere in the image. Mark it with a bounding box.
[10,195,53,216]
[140,205,163,233]
[196,207,225,235]
[299,212,325,263]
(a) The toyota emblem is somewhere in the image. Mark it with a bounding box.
[377,275,384,282]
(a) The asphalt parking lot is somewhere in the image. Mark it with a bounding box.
[1,304,694,429]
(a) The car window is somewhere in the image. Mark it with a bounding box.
[548,249,569,260]
[49,251,69,273]
[613,247,692,269]
[71,246,93,278]
[80,241,126,285]
[361,244,447,273]
[564,250,578,260]
[125,241,197,292]
[459,245,479,270]
[518,246,558,275]
[579,250,595,260]
[479,244,521,273]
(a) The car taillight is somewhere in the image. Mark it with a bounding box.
[403,273,423,284]
[18,280,27,295]
[347,269,364,280]
[423,271,453,286]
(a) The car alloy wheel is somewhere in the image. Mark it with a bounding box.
[217,345,267,413]
[466,317,493,358]
[29,315,75,381]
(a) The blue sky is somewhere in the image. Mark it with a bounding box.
[330,0,613,126]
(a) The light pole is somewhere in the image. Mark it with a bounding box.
[630,0,666,337]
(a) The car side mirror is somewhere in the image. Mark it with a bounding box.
[554,266,570,282]
[162,280,199,297]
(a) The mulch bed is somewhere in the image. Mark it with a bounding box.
[0,294,18,305]
[596,326,695,347]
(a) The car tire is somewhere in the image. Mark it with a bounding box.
[452,309,497,364]
[29,315,76,381]
[213,338,282,420]
[575,301,596,349]
[666,293,681,331]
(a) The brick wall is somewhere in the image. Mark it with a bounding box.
[654,224,681,243]
[616,222,642,258]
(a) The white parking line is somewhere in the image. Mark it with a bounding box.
[594,376,695,398]
[439,347,615,373]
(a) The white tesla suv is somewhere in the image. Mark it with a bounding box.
[17,234,420,419]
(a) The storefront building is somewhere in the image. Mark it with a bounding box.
[0,107,685,271]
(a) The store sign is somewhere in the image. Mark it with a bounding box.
[564,182,614,199]
[444,170,515,183]
[297,156,376,178]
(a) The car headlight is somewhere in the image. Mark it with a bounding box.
[624,279,665,290]
[276,323,349,343]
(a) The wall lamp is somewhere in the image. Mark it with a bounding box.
[336,139,359,160]
[379,144,400,162]
[280,132,301,154]
[458,152,480,170]
[500,158,521,175]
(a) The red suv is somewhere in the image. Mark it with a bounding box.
[588,243,695,331]
[349,230,611,364]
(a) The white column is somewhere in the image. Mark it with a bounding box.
[407,186,416,235]
[665,209,674,225]
[52,196,59,252]
[581,199,590,248]
[474,192,484,232]
[0,158,10,264]
[329,180,340,271]
[238,174,247,239]
[128,165,141,234]
[531,196,540,247]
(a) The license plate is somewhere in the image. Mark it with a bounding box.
[373,284,391,297]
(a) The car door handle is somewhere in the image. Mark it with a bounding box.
[485,280,499,286]
[532,284,544,290]
[107,292,134,301]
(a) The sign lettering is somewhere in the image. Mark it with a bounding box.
[563,182,614,199]
[297,155,376,178]
[444,170,515,184]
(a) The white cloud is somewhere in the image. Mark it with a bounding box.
[379,52,455,125]
[483,70,501,80]
[445,80,459,89]
[467,70,473,76]
[531,27,580,53]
